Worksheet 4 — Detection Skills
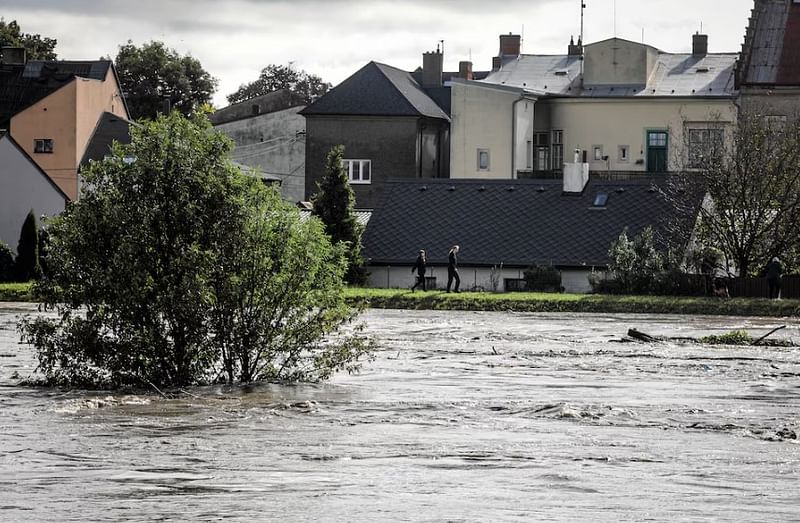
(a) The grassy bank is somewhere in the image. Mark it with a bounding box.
[4,283,798,317]
[344,288,800,317]
[0,282,36,303]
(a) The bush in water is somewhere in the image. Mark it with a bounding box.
[20,111,371,388]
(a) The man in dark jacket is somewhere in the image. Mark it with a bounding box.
[447,245,460,293]
[411,250,427,291]
[766,257,783,299]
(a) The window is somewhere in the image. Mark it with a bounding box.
[342,159,371,183]
[477,149,490,171]
[593,145,604,161]
[526,140,533,169]
[552,130,564,171]
[688,129,723,168]
[34,139,54,153]
[593,192,609,207]
[534,132,549,171]
[618,145,630,162]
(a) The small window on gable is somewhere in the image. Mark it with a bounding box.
[477,149,490,171]
[342,159,371,184]
[619,145,630,162]
[34,138,54,153]
[593,192,609,207]
[593,145,603,161]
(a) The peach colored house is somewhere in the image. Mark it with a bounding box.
[1,56,130,200]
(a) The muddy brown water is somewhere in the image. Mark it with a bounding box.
[1,304,799,521]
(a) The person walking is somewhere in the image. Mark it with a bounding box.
[447,245,460,293]
[766,257,783,299]
[411,250,427,291]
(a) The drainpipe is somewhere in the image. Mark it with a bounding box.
[511,94,535,179]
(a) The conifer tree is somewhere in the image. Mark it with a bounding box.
[311,146,367,285]
[15,210,40,282]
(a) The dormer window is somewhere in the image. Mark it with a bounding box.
[34,138,54,153]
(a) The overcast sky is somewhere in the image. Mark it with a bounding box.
[1,0,755,107]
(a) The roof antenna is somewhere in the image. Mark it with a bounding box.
[521,24,525,54]
[580,1,586,86]
[613,0,617,38]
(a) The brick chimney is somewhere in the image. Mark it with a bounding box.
[499,33,521,57]
[422,49,443,87]
[0,46,26,65]
[692,33,708,56]
[458,61,474,80]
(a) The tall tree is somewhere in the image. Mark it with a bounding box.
[667,110,800,276]
[114,40,217,120]
[0,19,57,60]
[20,112,369,388]
[227,63,331,105]
[15,210,40,282]
[311,146,367,285]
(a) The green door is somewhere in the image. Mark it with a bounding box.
[647,131,668,172]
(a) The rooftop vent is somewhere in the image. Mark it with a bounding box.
[448,186,456,191]
[478,185,486,192]
[614,187,626,194]
[536,186,546,193]
[419,185,428,191]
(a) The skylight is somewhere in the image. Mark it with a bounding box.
[593,192,609,207]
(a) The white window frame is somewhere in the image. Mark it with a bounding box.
[34,138,54,153]
[477,149,490,171]
[342,159,371,184]
[552,130,564,171]
[593,145,603,161]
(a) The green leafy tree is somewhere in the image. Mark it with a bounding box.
[0,241,14,283]
[607,226,665,294]
[14,210,40,282]
[226,63,331,105]
[668,110,800,276]
[0,19,57,60]
[115,40,217,120]
[20,112,369,388]
[311,146,368,285]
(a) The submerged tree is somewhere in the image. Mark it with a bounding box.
[667,110,800,276]
[20,112,370,388]
[311,145,368,285]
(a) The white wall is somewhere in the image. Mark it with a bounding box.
[367,265,593,293]
[544,97,737,172]
[0,136,67,250]
[450,81,529,179]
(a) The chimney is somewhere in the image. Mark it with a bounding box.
[499,33,521,57]
[568,35,583,56]
[562,150,589,194]
[458,61,474,80]
[692,33,708,56]
[0,46,26,65]
[422,49,443,87]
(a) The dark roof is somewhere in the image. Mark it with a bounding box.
[739,0,800,86]
[210,89,307,125]
[0,60,114,127]
[80,112,134,167]
[362,178,701,268]
[300,61,450,121]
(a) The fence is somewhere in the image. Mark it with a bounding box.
[726,275,800,299]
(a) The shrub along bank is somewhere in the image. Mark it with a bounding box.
[344,288,800,318]
[4,284,799,318]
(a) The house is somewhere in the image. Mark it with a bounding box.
[449,32,739,179]
[0,133,67,249]
[300,51,455,209]
[362,168,702,293]
[0,49,130,200]
[211,90,307,202]
[736,0,800,116]
[80,111,134,167]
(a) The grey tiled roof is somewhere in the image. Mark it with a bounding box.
[362,178,701,268]
[80,112,134,167]
[740,0,800,85]
[482,51,737,97]
[300,62,450,120]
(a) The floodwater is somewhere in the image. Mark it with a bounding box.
[1,304,799,522]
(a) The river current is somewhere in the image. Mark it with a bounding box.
[1,304,799,522]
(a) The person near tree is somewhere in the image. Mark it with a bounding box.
[411,250,427,291]
[447,245,460,293]
[766,257,783,300]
